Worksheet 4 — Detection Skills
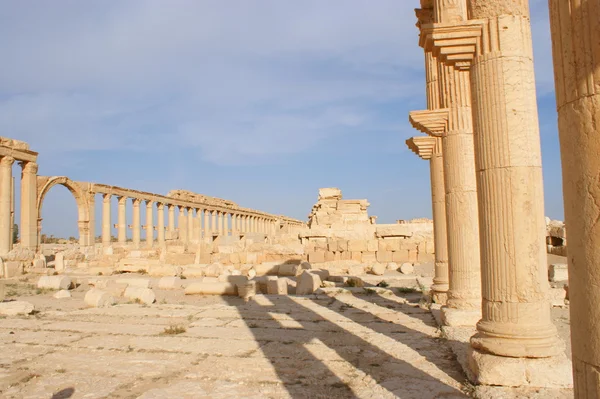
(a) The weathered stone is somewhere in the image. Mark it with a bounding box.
[278,263,300,276]
[53,289,71,299]
[54,253,65,271]
[296,271,322,295]
[185,282,237,296]
[266,278,288,295]
[4,261,22,278]
[0,281,4,301]
[347,264,365,276]
[254,262,280,276]
[84,289,116,308]
[237,280,257,301]
[0,300,34,315]
[371,263,386,276]
[400,263,414,275]
[124,287,156,305]
[37,275,72,290]
[386,262,398,271]
[549,263,568,282]
[158,277,183,290]
[309,269,330,281]
[115,278,152,289]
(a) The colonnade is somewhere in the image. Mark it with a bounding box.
[406,0,571,388]
[100,192,278,248]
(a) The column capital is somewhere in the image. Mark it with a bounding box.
[409,109,449,137]
[19,161,38,174]
[420,20,484,70]
[156,202,165,209]
[132,198,141,205]
[103,193,111,202]
[0,156,15,166]
[406,136,439,160]
[118,196,127,204]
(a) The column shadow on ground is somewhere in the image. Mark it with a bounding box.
[223,291,467,399]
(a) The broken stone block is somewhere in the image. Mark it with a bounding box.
[278,263,301,276]
[158,277,183,290]
[400,263,415,275]
[296,271,322,295]
[124,287,156,305]
[116,278,152,289]
[37,276,72,290]
[371,263,386,276]
[549,263,568,282]
[267,278,288,295]
[84,289,116,308]
[54,253,65,271]
[0,301,34,316]
[53,290,71,299]
[184,282,237,296]
[33,258,46,269]
[309,269,330,281]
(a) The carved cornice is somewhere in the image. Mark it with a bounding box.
[406,136,437,160]
[419,20,484,70]
[409,109,450,137]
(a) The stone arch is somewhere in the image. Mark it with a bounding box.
[36,177,91,247]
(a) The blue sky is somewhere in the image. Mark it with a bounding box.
[0,1,564,238]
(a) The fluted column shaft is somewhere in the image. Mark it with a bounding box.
[179,207,188,243]
[132,199,141,247]
[145,201,153,247]
[430,140,450,301]
[204,210,210,239]
[232,214,237,235]
[117,197,127,244]
[187,208,194,242]
[157,203,165,244]
[467,0,561,358]
[168,205,175,232]
[19,161,37,250]
[0,156,14,255]
[549,0,600,392]
[102,194,111,246]
[218,212,224,235]
[194,209,202,241]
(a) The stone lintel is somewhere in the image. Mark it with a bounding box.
[409,109,449,138]
[406,136,437,160]
[420,21,484,70]
[0,146,38,163]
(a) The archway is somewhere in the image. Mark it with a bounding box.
[36,177,91,248]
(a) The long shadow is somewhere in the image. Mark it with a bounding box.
[308,291,468,383]
[223,292,466,398]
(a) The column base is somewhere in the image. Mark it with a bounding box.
[468,347,573,388]
[431,290,448,305]
[441,306,481,327]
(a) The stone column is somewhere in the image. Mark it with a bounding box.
[245,215,250,233]
[168,205,175,233]
[145,200,153,247]
[187,208,194,242]
[179,207,188,243]
[231,214,237,235]
[406,136,449,304]
[0,156,13,255]
[19,161,38,250]
[157,203,165,244]
[549,0,600,394]
[102,194,111,246]
[132,199,141,248]
[117,197,127,244]
[219,212,225,235]
[203,209,210,239]
[194,209,202,242]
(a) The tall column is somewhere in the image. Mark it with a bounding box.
[203,209,210,239]
[117,197,127,244]
[217,212,224,235]
[132,199,141,248]
[102,194,111,246]
[19,161,38,250]
[187,208,194,242]
[157,203,165,245]
[179,207,188,243]
[231,214,237,235]
[406,137,449,304]
[549,0,600,395]
[245,215,250,233]
[0,156,14,255]
[145,200,153,247]
[168,205,175,233]
[210,210,216,234]
[194,209,202,242]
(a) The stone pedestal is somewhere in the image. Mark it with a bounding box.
[549,0,600,395]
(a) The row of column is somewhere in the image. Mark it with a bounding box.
[406,0,568,387]
[101,194,277,247]
[0,157,37,256]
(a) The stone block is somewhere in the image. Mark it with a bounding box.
[4,261,23,278]
[310,269,330,281]
[328,276,349,284]
[337,240,349,252]
[307,251,325,264]
[0,301,34,315]
[387,262,398,271]
[278,263,301,276]
[53,290,71,299]
[468,348,573,388]
[237,281,257,301]
[371,263,386,276]
[348,240,368,252]
[55,253,65,271]
[254,262,280,276]
[115,278,152,289]
[185,282,237,296]
[314,239,328,251]
[379,239,401,252]
[340,251,352,261]
[367,240,379,252]
[392,251,408,263]
[296,271,322,295]
[348,264,365,276]
[549,263,568,282]
[267,278,288,295]
[37,276,72,290]
[324,251,336,262]
[351,251,362,262]
[361,252,377,263]
[124,287,156,305]
[300,261,312,270]
[84,289,116,308]
[376,251,393,263]
[408,250,418,263]
[400,263,414,275]
[33,259,46,269]
[158,277,183,290]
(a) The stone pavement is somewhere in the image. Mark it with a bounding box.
[0,291,468,398]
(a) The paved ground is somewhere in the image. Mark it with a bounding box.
[0,287,469,399]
